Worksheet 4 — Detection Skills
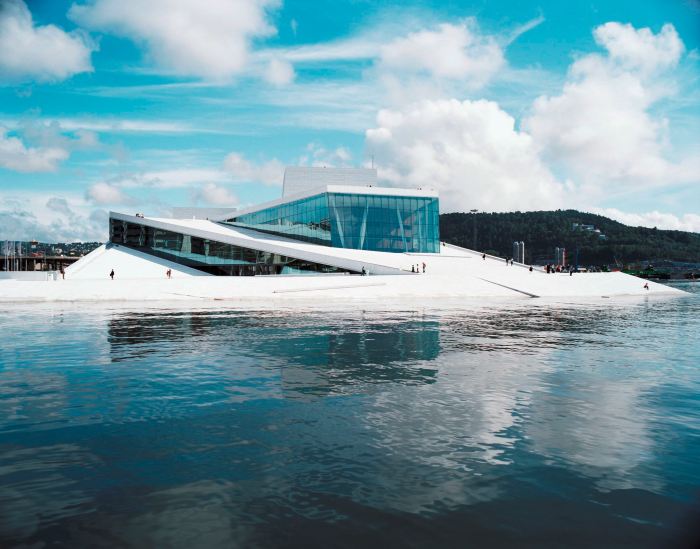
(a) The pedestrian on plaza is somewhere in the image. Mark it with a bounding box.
[166,268,172,279]
[422,262,426,273]
[109,269,114,280]
[59,266,65,279]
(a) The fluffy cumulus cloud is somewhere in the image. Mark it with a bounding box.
[523,22,693,201]
[0,121,101,173]
[379,19,504,87]
[223,152,284,185]
[0,127,69,172]
[0,194,108,241]
[69,0,279,80]
[366,99,567,212]
[593,22,684,74]
[0,0,94,83]
[85,181,134,205]
[299,142,352,167]
[193,183,238,205]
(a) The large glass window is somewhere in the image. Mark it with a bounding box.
[223,192,440,253]
[109,218,355,276]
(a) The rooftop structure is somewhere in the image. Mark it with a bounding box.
[282,166,376,197]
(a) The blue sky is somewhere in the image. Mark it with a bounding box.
[0,0,699,241]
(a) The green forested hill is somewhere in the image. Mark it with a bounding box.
[439,210,700,265]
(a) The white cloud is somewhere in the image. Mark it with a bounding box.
[523,22,694,202]
[0,0,94,83]
[265,34,379,64]
[46,197,74,217]
[193,183,238,206]
[366,99,567,212]
[593,208,700,233]
[69,0,279,80]
[223,152,284,185]
[0,192,108,241]
[109,168,231,189]
[379,19,504,86]
[85,181,134,205]
[17,120,100,151]
[299,142,353,167]
[593,22,684,74]
[505,15,545,45]
[0,120,103,173]
[0,116,210,135]
[56,118,196,134]
[0,127,69,172]
[264,57,295,85]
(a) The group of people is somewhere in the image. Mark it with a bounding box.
[410,262,427,273]
[544,264,572,274]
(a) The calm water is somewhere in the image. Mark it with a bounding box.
[1,284,699,548]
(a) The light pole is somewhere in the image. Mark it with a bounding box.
[470,209,478,251]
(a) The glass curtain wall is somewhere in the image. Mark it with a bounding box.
[327,193,439,253]
[109,218,354,276]
[226,194,331,246]
[224,193,439,253]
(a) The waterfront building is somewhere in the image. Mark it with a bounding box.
[107,167,439,276]
[0,166,683,298]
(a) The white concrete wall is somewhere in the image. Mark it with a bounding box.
[65,244,210,280]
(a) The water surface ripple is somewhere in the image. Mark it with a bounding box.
[1,284,699,547]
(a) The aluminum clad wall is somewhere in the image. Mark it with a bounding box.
[283,167,377,197]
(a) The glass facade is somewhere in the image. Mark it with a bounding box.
[109,218,356,276]
[223,192,440,253]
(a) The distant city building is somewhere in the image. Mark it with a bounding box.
[555,247,566,266]
[572,223,596,231]
[512,241,525,263]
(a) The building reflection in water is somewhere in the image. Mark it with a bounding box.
[1,296,694,546]
[107,309,442,400]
